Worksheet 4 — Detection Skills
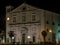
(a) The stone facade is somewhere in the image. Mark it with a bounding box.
[6,3,60,44]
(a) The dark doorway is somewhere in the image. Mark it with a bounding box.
[22,34,25,44]
[33,36,35,43]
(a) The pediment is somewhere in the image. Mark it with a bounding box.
[11,3,41,13]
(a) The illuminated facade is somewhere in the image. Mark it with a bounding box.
[6,3,60,44]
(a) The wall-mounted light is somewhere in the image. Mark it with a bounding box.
[7,17,10,21]
[12,37,14,39]
[27,36,31,39]
[48,29,52,33]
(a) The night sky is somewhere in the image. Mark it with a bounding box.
[0,0,60,30]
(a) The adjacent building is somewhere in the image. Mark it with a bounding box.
[6,3,60,44]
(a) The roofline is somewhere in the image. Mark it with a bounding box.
[6,2,60,15]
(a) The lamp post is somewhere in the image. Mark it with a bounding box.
[27,36,31,44]
[47,29,52,42]
[8,31,15,43]
[41,31,47,42]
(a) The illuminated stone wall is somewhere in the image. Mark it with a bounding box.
[6,3,60,43]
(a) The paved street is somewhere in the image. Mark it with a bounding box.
[0,43,57,45]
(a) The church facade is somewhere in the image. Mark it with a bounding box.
[6,3,60,44]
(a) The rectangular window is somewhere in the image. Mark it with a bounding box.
[46,21,49,24]
[13,17,16,22]
[58,24,60,26]
[32,15,36,21]
[52,22,55,25]
[22,15,26,22]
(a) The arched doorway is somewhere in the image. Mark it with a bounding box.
[21,27,28,44]
[22,34,25,44]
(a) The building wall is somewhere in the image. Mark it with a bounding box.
[6,3,60,44]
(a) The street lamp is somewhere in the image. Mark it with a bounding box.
[27,36,31,43]
[41,31,47,42]
[48,29,53,42]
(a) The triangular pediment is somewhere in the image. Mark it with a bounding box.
[11,3,42,13]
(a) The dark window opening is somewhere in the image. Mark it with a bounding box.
[22,7,26,11]
[46,21,49,24]
[52,22,55,25]
[13,17,16,22]
[58,30,60,32]
[33,36,35,42]
[22,15,26,22]
[32,15,36,21]
[47,29,49,32]
[58,24,60,26]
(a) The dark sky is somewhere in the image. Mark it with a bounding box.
[0,0,60,30]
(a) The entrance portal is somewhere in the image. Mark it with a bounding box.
[22,34,25,44]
